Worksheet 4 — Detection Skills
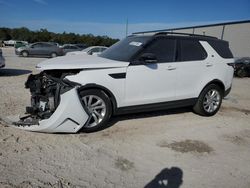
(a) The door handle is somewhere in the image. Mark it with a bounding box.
[206,62,213,67]
[167,66,176,70]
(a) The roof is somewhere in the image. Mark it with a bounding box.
[133,20,250,34]
[132,31,222,42]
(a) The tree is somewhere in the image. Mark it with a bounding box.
[0,27,119,46]
[0,28,12,40]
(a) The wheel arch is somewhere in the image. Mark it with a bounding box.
[201,79,225,97]
[78,84,118,114]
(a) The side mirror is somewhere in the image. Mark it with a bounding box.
[139,53,157,64]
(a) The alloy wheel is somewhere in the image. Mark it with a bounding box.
[82,95,107,127]
[203,89,221,113]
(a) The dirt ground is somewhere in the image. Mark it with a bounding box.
[0,47,250,188]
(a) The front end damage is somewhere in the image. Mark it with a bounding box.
[13,70,89,133]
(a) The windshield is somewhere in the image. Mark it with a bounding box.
[99,36,151,62]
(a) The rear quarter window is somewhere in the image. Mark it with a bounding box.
[208,40,233,58]
[178,40,207,62]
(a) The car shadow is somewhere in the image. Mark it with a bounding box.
[18,56,50,59]
[0,68,31,76]
[144,167,183,188]
[100,107,192,131]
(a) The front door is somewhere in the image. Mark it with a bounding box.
[124,37,177,107]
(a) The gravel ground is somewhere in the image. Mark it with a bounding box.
[0,47,250,188]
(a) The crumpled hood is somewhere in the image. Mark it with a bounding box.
[36,54,129,70]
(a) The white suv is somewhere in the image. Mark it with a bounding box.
[14,32,234,133]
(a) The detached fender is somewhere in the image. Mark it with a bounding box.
[13,88,89,133]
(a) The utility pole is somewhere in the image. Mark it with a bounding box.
[125,18,128,37]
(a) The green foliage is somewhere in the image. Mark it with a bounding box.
[0,27,119,46]
[0,28,12,41]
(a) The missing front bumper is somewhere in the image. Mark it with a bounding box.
[13,88,89,133]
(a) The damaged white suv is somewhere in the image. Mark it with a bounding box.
[14,32,234,133]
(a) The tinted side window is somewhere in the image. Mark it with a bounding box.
[179,40,207,61]
[41,43,52,48]
[32,44,42,48]
[90,48,99,53]
[142,38,176,63]
[100,47,106,52]
[208,40,233,58]
[63,45,70,49]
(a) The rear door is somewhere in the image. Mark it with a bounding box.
[174,39,209,100]
[40,43,54,56]
[124,37,177,106]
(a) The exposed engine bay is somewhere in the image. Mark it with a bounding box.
[13,70,90,133]
[25,70,80,120]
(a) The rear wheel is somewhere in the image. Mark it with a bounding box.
[193,84,223,116]
[79,89,112,132]
[51,52,57,58]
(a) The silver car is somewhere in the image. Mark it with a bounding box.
[15,42,64,58]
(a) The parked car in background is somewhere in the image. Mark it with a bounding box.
[66,46,107,56]
[48,42,60,47]
[0,49,5,68]
[4,40,16,46]
[61,44,81,54]
[234,57,250,77]
[15,42,64,58]
[14,41,28,49]
[74,43,88,49]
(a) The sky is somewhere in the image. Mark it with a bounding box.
[0,0,250,39]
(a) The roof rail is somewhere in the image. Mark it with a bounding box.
[154,32,217,39]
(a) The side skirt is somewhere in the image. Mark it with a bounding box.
[114,98,197,115]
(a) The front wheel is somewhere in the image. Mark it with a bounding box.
[79,89,112,132]
[21,51,28,57]
[193,84,223,116]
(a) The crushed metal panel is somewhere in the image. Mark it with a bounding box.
[13,88,89,133]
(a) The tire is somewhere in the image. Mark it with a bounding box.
[51,52,57,58]
[21,51,28,57]
[79,89,112,132]
[236,68,247,78]
[193,84,223,116]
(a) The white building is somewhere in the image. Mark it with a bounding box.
[134,20,250,58]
